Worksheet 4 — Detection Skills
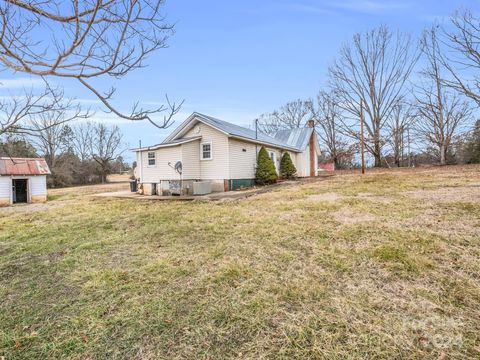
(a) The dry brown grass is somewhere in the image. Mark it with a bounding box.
[0,165,479,359]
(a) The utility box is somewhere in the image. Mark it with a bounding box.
[193,181,212,195]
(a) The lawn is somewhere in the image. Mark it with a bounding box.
[1,165,479,359]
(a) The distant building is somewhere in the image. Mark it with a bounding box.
[132,112,321,196]
[0,157,51,205]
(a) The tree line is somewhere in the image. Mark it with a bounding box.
[258,11,480,168]
[0,121,128,187]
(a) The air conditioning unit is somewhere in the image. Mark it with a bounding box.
[193,181,212,195]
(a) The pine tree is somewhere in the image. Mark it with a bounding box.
[255,147,277,185]
[280,152,297,179]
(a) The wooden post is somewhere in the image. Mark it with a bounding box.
[360,99,366,174]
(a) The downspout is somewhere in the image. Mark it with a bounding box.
[255,118,258,162]
[138,140,143,183]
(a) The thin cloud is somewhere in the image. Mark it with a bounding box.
[288,0,414,16]
[333,0,413,14]
[0,77,46,90]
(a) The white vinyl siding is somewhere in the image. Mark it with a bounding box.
[228,139,300,179]
[181,140,201,179]
[296,146,310,177]
[266,148,281,174]
[228,139,257,179]
[0,175,47,204]
[184,121,229,180]
[140,147,182,182]
[0,176,11,201]
[30,176,47,196]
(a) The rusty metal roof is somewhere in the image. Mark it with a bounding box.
[0,157,51,176]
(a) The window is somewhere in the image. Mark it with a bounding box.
[268,151,276,163]
[147,152,156,166]
[201,142,212,160]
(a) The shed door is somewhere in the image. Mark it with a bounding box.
[12,179,28,203]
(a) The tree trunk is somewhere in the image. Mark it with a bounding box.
[374,141,382,167]
[439,144,446,165]
[333,155,339,169]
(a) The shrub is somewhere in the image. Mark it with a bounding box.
[280,152,297,179]
[256,147,277,185]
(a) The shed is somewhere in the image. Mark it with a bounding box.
[0,157,51,205]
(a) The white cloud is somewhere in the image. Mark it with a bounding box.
[0,77,47,90]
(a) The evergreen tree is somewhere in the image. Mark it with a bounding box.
[256,147,277,184]
[469,121,480,164]
[280,152,297,179]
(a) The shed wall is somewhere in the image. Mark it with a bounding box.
[0,177,10,205]
[30,175,47,202]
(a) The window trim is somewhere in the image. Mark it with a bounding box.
[200,141,213,161]
[147,151,156,167]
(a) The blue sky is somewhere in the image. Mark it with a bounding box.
[2,0,480,162]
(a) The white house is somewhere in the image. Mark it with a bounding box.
[0,157,51,205]
[132,112,321,195]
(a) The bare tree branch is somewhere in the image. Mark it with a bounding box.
[89,122,125,183]
[328,25,419,167]
[0,82,89,136]
[308,90,354,168]
[0,0,181,128]
[258,99,311,135]
[441,10,480,105]
[414,26,473,165]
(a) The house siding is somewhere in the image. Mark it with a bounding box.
[296,145,311,177]
[140,146,182,182]
[181,140,200,179]
[228,139,257,179]
[184,122,229,180]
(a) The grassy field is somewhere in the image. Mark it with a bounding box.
[1,165,479,359]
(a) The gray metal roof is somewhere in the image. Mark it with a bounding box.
[160,112,315,152]
[272,128,314,151]
[194,113,301,150]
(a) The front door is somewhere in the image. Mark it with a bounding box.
[12,179,28,203]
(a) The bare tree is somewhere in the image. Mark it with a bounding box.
[29,110,77,168]
[0,0,182,128]
[329,25,418,167]
[258,99,311,134]
[90,123,124,183]
[441,10,480,105]
[0,84,83,136]
[309,90,351,168]
[385,103,415,167]
[414,27,473,165]
[71,122,94,162]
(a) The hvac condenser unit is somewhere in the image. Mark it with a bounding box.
[193,181,212,195]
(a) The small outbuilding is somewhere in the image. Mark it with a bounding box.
[0,157,51,205]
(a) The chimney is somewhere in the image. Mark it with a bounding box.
[307,119,315,128]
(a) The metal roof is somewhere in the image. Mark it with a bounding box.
[0,157,51,176]
[131,136,201,152]
[164,112,312,152]
[272,128,314,151]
